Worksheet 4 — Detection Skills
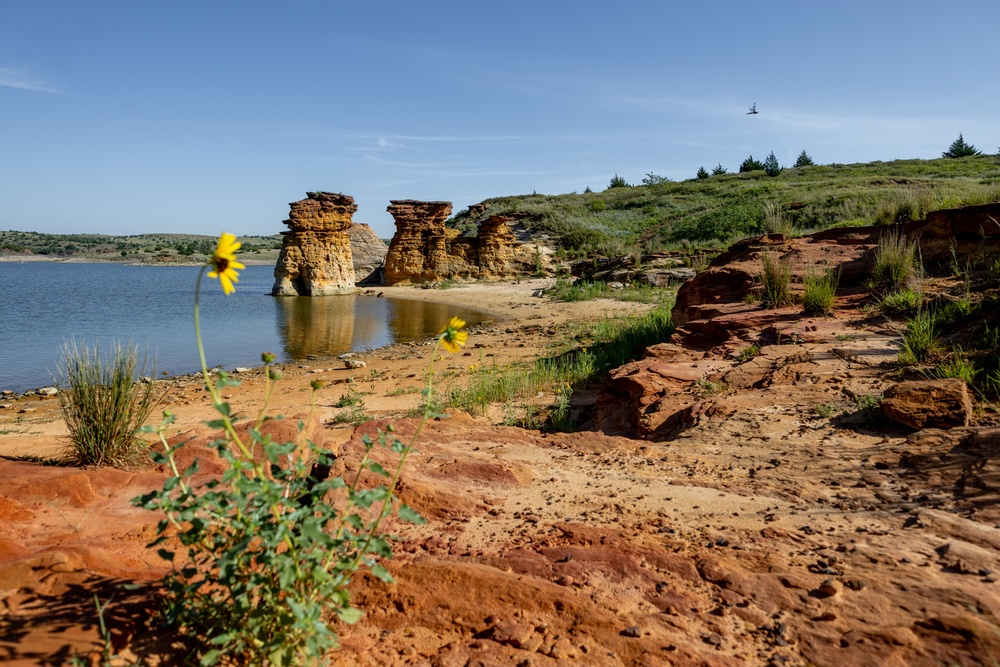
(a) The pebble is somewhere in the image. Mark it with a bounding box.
[621,625,641,638]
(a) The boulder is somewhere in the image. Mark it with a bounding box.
[881,378,972,429]
[272,192,357,296]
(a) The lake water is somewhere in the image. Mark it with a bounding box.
[0,262,490,394]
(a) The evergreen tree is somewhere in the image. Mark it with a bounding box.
[608,174,631,189]
[794,150,815,167]
[942,133,981,158]
[763,151,782,177]
[739,156,765,173]
[711,163,728,175]
[696,166,709,180]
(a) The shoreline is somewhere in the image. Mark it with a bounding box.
[0,279,653,458]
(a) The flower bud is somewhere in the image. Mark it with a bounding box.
[261,351,276,364]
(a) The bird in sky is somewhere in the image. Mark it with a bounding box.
[747,103,758,115]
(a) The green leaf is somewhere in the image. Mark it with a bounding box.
[156,548,175,561]
[398,504,427,525]
[337,607,363,624]
[365,461,390,478]
[215,401,231,417]
[371,564,395,583]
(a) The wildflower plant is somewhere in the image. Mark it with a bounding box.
[133,232,459,666]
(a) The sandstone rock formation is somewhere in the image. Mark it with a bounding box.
[911,201,1000,268]
[272,192,358,296]
[383,202,539,284]
[347,223,388,286]
[383,200,453,284]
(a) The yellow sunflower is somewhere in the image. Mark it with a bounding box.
[207,232,245,295]
[439,316,469,353]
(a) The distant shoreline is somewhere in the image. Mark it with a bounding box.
[0,254,276,266]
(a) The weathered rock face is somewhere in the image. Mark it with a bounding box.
[383,205,539,284]
[383,200,453,284]
[911,202,1000,268]
[881,378,973,430]
[272,192,357,296]
[477,215,538,280]
[347,223,388,286]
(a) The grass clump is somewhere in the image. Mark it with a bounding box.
[56,339,160,467]
[879,287,924,317]
[898,309,941,365]
[759,252,792,309]
[934,350,976,385]
[868,232,919,295]
[802,268,840,315]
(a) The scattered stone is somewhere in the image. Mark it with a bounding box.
[621,625,641,638]
[36,387,58,396]
[344,359,367,369]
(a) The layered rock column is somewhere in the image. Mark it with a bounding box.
[383,200,453,284]
[477,214,528,280]
[272,192,357,296]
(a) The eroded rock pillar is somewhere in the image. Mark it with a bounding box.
[272,192,357,296]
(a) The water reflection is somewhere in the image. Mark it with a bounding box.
[274,295,489,360]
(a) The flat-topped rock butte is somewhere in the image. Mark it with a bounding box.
[2,204,1000,664]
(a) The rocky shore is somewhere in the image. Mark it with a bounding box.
[1,236,999,664]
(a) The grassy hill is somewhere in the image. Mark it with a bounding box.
[449,155,1000,259]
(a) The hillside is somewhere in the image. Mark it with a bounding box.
[449,155,1000,259]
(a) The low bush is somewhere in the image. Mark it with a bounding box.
[879,287,924,317]
[56,339,160,467]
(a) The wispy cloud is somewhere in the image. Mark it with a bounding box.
[0,63,63,94]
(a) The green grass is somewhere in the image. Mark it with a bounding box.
[802,267,840,315]
[759,252,792,309]
[448,305,674,418]
[869,232,920,295]
[898,310,941,365]
[879,287,924,317]
[55,339,161,467]
[543,278,676,306]
[446,155,1000,259]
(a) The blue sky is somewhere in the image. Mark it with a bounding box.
[2,1,997,239]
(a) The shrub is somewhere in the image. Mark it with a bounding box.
[763,151,782,177]
[642,172,671,185]
[56,339,160,467]
[759,252,792,308]
[696,167,709,180]
[794,151,815,167]
[739,156,766,173]
[942,133,982,158]
[711,163,728,175]
[802,267,840,315]
[868,232,919,295]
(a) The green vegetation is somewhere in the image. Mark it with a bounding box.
[942,133,982,158]
[898,309,941,365]
[879,286,924,317]
[763,151,782,177]
[448,306,674,424]
[740,156,766,173]
[737,344,760,362]
[696,166,709,180]
[869,232,920,295]
[608,174,631,189]
[802,267,840,315]
[759,252,793,308]
[542,278,676,306]
[55,340,161,467]
[794,151,815,167]
[446,156,1000,260]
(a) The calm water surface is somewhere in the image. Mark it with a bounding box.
[0,263,489,393]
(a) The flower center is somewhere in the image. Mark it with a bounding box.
[216,257,229,272]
